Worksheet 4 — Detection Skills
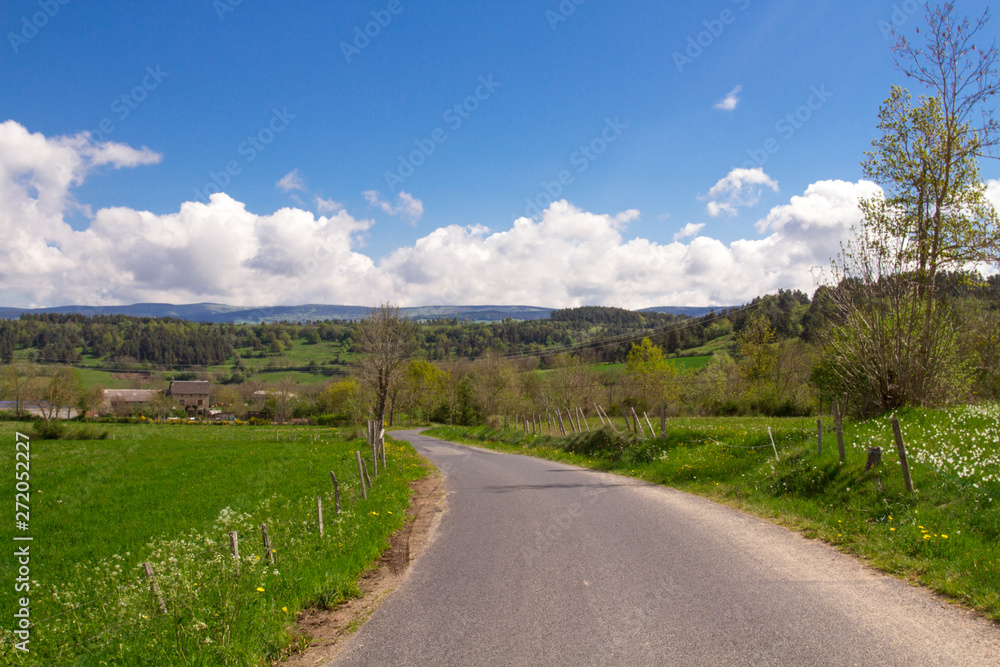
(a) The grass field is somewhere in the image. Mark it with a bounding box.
[428,404,1000,621]
[0,422,426,665]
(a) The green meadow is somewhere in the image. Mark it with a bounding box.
[0,423,426,665]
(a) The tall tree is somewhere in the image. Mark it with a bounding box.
[875,3,1000,284]
[355,303,416,427]
[827,3,998,415]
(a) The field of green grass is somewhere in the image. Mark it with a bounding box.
[0,422,426,665]
[428,404,1000,621]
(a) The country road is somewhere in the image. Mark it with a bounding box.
[331,429,1000,666]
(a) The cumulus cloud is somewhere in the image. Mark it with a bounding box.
[714,85,742,111]
[276,168,306,192]
[0,120,906,309]
[315,196,343,214]
[363,189,424,223]
[673,223,705,241]
[703,167,779,216]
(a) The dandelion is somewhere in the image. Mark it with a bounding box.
[257,587,265,592]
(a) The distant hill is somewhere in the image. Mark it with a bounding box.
[641,306,731,317]
[0,302,727,324]
[0,303,555,324]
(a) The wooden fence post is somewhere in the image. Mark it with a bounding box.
[362,457,372,489]
[262,523,274,564]
[834,400,845,465]
[865,446,882,472]
[330,471,341,513]
[627,407,641,437]
[598,404,618,433]
[317,496,324,537]
[229,531,240,559]
[643,412,655,438]
[578,407,590,432]
[620,404,632,433]
[595,404,606,426]
[890,416,914,492]
[556,409,567,436]
[817,419,823,455]
[565,408,578,433]
[356,451,367,500]
[659,402,666,438]
[143,562,168,615]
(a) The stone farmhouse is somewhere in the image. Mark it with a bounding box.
[167,380,211,418]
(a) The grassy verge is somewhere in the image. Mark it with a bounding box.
[427,405,1000,621]
[0,423,426,665]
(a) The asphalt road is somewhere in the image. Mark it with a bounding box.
[331,429,1000,666]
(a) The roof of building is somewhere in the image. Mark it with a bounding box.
[168,381,211,395]
[104,389,161,403]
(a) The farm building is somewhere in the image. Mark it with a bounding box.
[103,389,161,417]
[167,380,211,418]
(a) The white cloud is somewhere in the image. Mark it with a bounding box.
[674,223,705,241]
[315,197,343,214]
[714,85,742,111]
[703,167,779,216]
[363,189,424,223]
[986,178,1000,214]
[276,168,306,193]
[0,120,924,309]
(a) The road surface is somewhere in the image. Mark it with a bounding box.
[331,429,1000,666]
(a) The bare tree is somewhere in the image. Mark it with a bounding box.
[355,303,416,427]
[37,368,82,421]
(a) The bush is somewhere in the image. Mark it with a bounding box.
[30,419,66,440]
[29,418,109,440]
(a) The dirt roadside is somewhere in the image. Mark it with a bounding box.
[275,464,445,666]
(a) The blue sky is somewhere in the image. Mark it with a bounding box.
[1,0,997,308]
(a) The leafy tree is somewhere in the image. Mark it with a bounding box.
[1,361,39,415]
[622,338,675,410]
[735,314,777,394]
[826,3,999,415]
